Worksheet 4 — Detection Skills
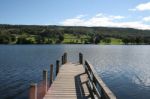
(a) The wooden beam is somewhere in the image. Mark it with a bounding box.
[79,53,83,64]
[29,83,37,99]
[64,52,67,63]
[50,64,53,86]
[56,60,60,76]
[43,70,48,94]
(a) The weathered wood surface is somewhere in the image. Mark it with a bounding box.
[43,62,91,99]
[30,53,116,99]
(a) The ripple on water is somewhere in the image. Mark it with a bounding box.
[0,45,150,99]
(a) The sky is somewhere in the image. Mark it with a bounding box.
[0,0,150,30]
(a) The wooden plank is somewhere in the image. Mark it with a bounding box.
[43,63,91,99]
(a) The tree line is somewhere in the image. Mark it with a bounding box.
[0,24,150,44]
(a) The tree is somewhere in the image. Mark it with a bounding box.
[46,39,53,44]
[58,34,64,42]
[94,36,101,44]
[35,36,45,44]
[102,38,111,44]
[0,35,10,44]
[10,35,16,42]
[144,37,150,44]
[55,40,61,44]
[16,36,33,44]
[135,36,144,44]
[122,38,129,44]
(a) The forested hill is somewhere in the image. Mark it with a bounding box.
[0,24,150,44]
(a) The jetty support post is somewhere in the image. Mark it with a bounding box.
[43,70,48,94]
[79,53,83,64]
[56,60,60,76]
[50,64,53,86]
[29,83,37,99]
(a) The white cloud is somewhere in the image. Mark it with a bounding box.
[75,15,86,19]
[110,15,125,19]
[129,2,150,11]
[143,16,150,22]
[95,13,103,17]
[128,8,136,11]
[61,18,84,26]
[116,21,150,30]
[60,13,150,30]
[94,13,124,19]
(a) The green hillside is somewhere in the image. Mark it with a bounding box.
[0,24,150,44]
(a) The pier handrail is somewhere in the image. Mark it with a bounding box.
[84,60,116,99]
[29,53,67,99]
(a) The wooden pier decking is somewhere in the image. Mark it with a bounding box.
[44,63,89,99]
[29,53,117,99]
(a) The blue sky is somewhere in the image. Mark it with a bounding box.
[0,0,150,29]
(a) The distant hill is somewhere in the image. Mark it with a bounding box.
[0,24,150,44]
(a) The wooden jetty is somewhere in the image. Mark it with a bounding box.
[29,53,116,99]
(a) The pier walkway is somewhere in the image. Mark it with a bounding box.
[44,63,89,99]
[29,53,116,99]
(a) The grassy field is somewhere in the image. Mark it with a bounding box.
[63,34,123,44]
[100,38,123,45]
[15,33,123,45]
[110,38,123,45]
[63,34,89,44]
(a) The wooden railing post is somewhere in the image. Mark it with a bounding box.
[64,52,67,63]
[50,64,53,86]
[79,53,83,64]
[29,83,37,99]
[56,60,60,76]
[43,70,48,94]
[62,55,64,65]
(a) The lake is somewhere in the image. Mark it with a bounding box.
[0,45,150,99]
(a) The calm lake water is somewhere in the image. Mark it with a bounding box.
[0,45,150,99]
